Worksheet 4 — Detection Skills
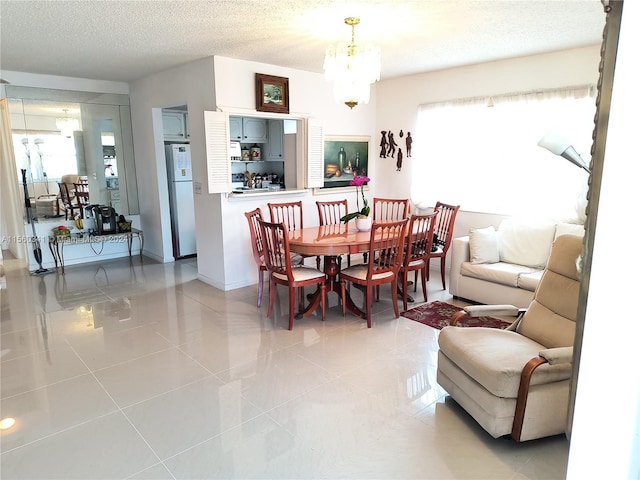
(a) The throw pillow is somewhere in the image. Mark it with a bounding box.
[498,219,557,268]
[469,226,500,264]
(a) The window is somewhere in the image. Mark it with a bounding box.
[411,86,596,220]
[13,133,79,182]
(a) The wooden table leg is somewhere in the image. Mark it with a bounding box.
[297,255,366,319]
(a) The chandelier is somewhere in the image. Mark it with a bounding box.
[55,109,80,138]
[323,17,381,109]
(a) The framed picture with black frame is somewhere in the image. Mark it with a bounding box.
[255,73,289,114]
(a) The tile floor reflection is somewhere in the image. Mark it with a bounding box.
[0,254,568,479]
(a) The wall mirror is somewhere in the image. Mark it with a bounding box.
[5,86,139,216]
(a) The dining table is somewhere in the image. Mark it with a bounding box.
[288,223,416,320]
[288,224,371,319]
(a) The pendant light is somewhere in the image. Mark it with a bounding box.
[55,109,79,138]
[323,17,381,109]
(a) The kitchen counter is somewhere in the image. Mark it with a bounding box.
[227,188,308,199]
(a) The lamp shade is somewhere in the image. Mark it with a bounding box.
[538,132,590,173]
[55,109,80,138]
[324,17,380,109]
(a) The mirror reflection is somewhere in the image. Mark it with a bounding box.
[6,86,139,221]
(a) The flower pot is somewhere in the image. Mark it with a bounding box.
[356,216,372,232]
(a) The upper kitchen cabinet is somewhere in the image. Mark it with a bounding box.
[266,119,284,161]
[229,116,267,143]
[163,109,189,142]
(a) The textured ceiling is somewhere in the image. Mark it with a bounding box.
[0,0,606,83]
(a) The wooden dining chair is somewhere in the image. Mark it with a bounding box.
[373,197,409,221]
[268,200,317,268]
[316,199,350,266]
[244,208,267,307]
[259,219,326,330]
[316,199,348,226]
[339,219,408,328]
[268,201,304,231]
[398,212,438,311]
[57,182,82,219]
[73,182,90,210]
[427,201,460,289]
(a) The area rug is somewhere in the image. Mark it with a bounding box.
[401,301,511,330]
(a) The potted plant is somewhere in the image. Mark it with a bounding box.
[340,175,371,231]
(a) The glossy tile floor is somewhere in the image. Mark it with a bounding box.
[0,253,568,479]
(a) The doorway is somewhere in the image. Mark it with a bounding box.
[162,106,196,260]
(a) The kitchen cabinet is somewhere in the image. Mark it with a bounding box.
[229,116,267,143]
[163,110,189,141]
[266,119,284,161]
[204,111,323,194]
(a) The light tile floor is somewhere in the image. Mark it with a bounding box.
[0,254,568,479]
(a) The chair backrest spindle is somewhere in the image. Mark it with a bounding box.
[316,199,348,226]
[373,197,409,221]
[268,201,303,232]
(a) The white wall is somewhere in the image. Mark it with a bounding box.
[128,48,602,291]
[567,2,640,477]
[127,55,376,290]
[128,58,217,267]
[375,46,602,268]
[209,56,377,290]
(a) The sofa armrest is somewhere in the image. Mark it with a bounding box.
[462,304,521,317]
[449,236,470,296]
[539,346,573,365]
[450,304,524,327]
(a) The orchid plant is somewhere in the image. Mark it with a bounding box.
[340,175,371,223]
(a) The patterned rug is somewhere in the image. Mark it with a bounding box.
[401,301,511,330]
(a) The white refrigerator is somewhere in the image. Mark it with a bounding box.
[166,144,197,258]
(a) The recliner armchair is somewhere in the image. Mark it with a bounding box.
[437,234,583,441]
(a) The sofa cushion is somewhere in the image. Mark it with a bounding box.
[469,226,499,264]
[498,219,557,269]
[461,261,539,288]
[438,327,573,398]
[517,270,544,292]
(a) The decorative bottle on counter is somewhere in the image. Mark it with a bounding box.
[355,151,360,168]
[338,147,346,173]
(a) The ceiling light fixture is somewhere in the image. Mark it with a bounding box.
[55,109,79,138]
[323,17,381,109]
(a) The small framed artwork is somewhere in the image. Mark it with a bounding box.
[255,73,289,114]
[319,135,370,190]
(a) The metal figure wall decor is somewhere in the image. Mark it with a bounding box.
[379,131,388,158]
[387,131,397,158]
[380,129,413,170]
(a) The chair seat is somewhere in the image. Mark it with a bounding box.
[405,258,425,269]
[438,326,572,398]
[273,266,325,282]
[340,264,395,282]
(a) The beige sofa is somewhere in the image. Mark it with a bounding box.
[449,219,584,308]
